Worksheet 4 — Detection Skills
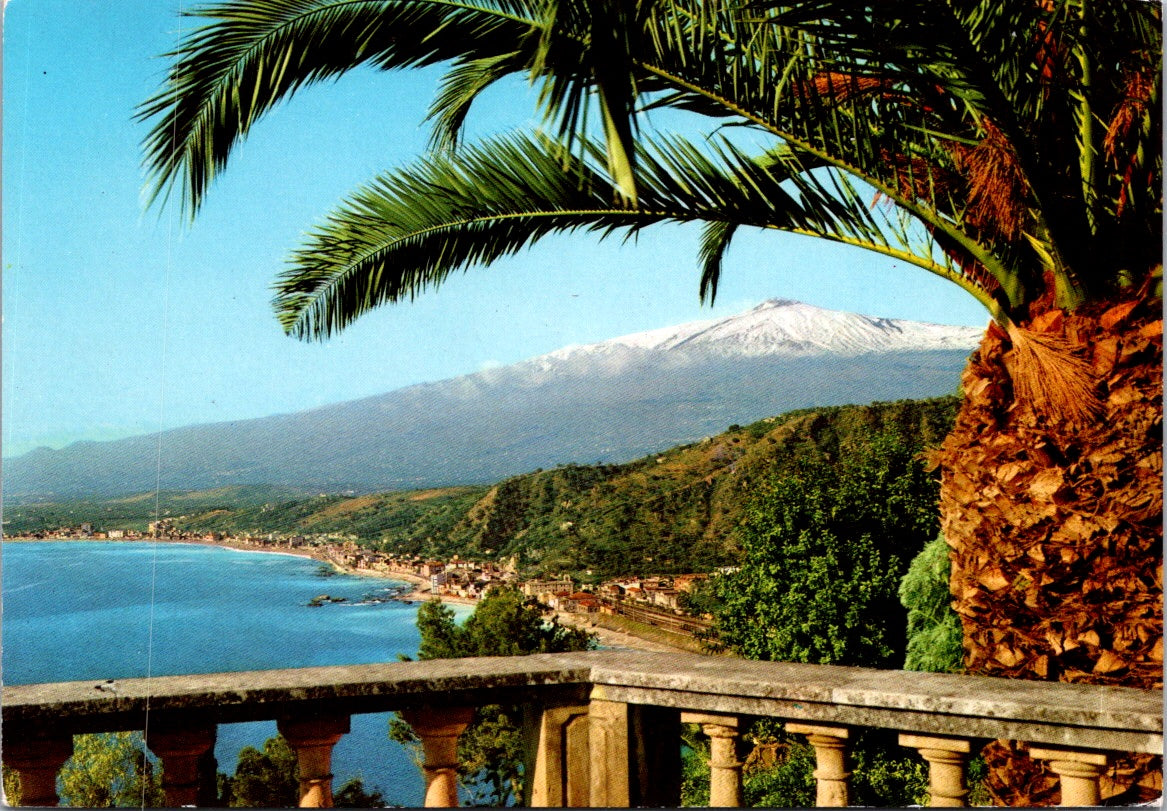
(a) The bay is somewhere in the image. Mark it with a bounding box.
[2,541,472,806]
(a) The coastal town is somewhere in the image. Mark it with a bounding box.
[10,523,714,644]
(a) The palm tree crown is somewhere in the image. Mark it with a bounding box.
[141,9,1165,788]
[141,0,1161,404]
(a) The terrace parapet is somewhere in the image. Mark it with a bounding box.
[3,651,1161,807]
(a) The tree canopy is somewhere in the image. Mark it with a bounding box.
[712,432,938,667]
[227,735,299,808]
[57,732,165,809]
[416,587,595,659]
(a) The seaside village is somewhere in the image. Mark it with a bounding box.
[27,522,713,632]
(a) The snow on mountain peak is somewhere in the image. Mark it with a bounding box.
[540,299,983,366]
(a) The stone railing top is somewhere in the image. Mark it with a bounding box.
[585,652,1164,753]
[586,651,1161,730]
[2,653,597,733]
[3,651,1162,754]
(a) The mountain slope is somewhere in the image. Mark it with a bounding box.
[3,301,982,501]
[5,397,961,579]
[433,396,959,576]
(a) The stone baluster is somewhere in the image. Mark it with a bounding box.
[787,723,851,807]
[682,712,743,807]
[277,714,351,808]
[1027,746,1111,807]
[3,735,74,807]
[400,707,475,808]
[147,723,217,807]
[525,704,591,807]
[899,734,973,807]
[587,698,632,807]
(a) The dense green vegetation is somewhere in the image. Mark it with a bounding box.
[439,397,955,577]
[711,432,938,667]
[8,398,959,582]
[55,733,165,808]
[678,428,942,807]
[181,487,488,551]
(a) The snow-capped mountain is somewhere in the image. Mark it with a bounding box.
[541,299,982,362]
[4,301,984,501]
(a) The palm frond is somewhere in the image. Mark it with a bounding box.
[139,0,539,215]
[275,133,621,338]
[698,220,737,303]
[274,130,987,339]
[526,0,660,204]
[426,51,530,152]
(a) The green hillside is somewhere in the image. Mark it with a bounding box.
[5,397,958,578]
[438,396,957,577]
[180,486,488,547]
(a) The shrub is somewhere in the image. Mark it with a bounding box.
[900,535,965,673]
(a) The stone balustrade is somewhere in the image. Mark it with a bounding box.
[3,650,1161,807]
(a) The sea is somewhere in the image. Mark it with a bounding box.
[2,541,473,806]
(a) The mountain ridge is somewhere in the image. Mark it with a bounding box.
[3,301,982,502]
[533,298,982,363]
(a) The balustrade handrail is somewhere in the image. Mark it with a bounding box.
[3,651,1162,808]
[4,650,1161,752]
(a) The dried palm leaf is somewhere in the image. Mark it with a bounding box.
[1104,71,1154,158]
[954,120,1029,242]
[1004,321,1102,426]
[800,71,893,104]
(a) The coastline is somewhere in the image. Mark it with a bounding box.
[11,536,485,608]
[7,536,700,652]
[171,539,321,561]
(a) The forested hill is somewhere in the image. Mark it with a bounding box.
[437,396,957,576]
[6,397,959,578]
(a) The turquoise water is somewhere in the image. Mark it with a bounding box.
[2,541,469,805]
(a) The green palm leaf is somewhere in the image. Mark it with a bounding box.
[139,0,540,215]
[147,0,1160,322]
[274,130,993,339]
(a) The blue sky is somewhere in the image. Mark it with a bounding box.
[2,0,989,459]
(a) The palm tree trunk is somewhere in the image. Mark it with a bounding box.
[937,283,1163,804]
